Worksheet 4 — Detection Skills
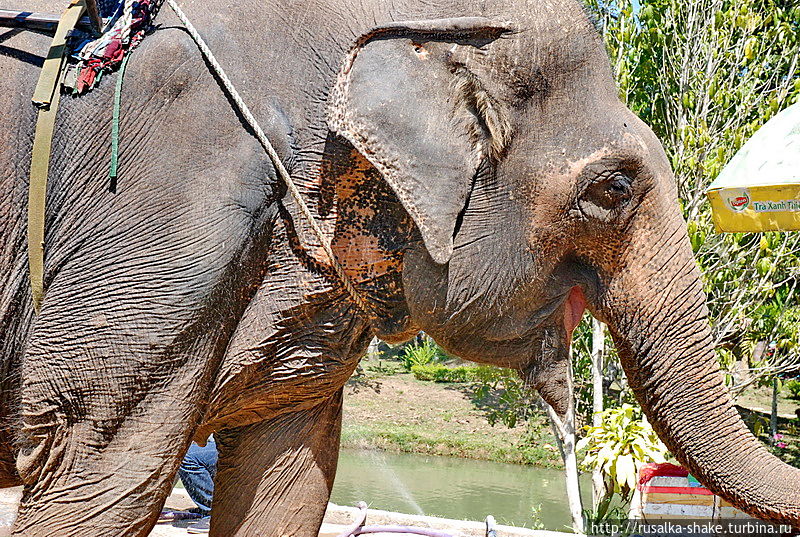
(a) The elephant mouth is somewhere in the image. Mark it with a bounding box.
[562,286,587,344]
[480,285,586,345]
[431,284,588,366]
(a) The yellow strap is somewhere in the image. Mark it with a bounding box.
[32,0,85,107]
[28,90,62,313]
[29,0,86,313]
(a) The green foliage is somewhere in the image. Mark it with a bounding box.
[468,344,634,432]
[529,504,546,531]
[786,379,800,400]
[577,405,668,512]
[366,361,401,376]
[584,0,800,387]
[471,365,536,428]
[411,364,476,383]
[583,507,632,537]
[401,338,444,370]
[571,315,636,426]
[750,413,770,437]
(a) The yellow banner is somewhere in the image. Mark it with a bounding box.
[706,184,800,233]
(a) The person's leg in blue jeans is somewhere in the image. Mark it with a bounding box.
[179,439,218,515]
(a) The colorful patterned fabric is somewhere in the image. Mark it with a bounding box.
[63,0,157,93]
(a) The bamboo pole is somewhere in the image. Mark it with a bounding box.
[541,348,585,535]
[0,9,94,32]
[590,318,606,511]
[544,399,585,535]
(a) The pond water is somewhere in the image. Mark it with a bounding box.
[331,448,592,531]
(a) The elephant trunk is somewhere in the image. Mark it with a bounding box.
[597,209,800,527]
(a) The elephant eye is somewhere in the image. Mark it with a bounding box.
[578,172,633,220]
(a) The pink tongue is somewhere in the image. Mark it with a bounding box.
[563,286,587,342]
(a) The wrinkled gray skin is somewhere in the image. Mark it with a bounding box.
[0,0,798,535]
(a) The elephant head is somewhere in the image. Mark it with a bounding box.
[327,4,800,527]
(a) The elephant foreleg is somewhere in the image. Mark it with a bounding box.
[0,433,20,488]
[210,390,343,537]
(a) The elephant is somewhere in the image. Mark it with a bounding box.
[0,0,798,535]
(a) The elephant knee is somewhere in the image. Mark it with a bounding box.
[15,418,58,486]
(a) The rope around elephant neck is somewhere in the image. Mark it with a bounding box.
[165,0,375,322]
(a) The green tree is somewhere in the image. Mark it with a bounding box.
[465,0,800,479]
[584,0,800,392]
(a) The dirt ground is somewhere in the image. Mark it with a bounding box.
[734,386,800,468]
[736,387,798,419]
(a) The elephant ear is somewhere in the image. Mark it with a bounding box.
[328,18,512,264]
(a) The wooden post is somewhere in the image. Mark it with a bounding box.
[591,319,605,423]
[771,376,779,440]
[485,515,497,537]
[368,337,380,358]
[84,0,103,35]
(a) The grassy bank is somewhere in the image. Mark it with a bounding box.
[341,353,800,470]
[340,423,560,467]
[341,355,563,468]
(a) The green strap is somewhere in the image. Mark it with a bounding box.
[28,0,87,313]
[109,52,131,182]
